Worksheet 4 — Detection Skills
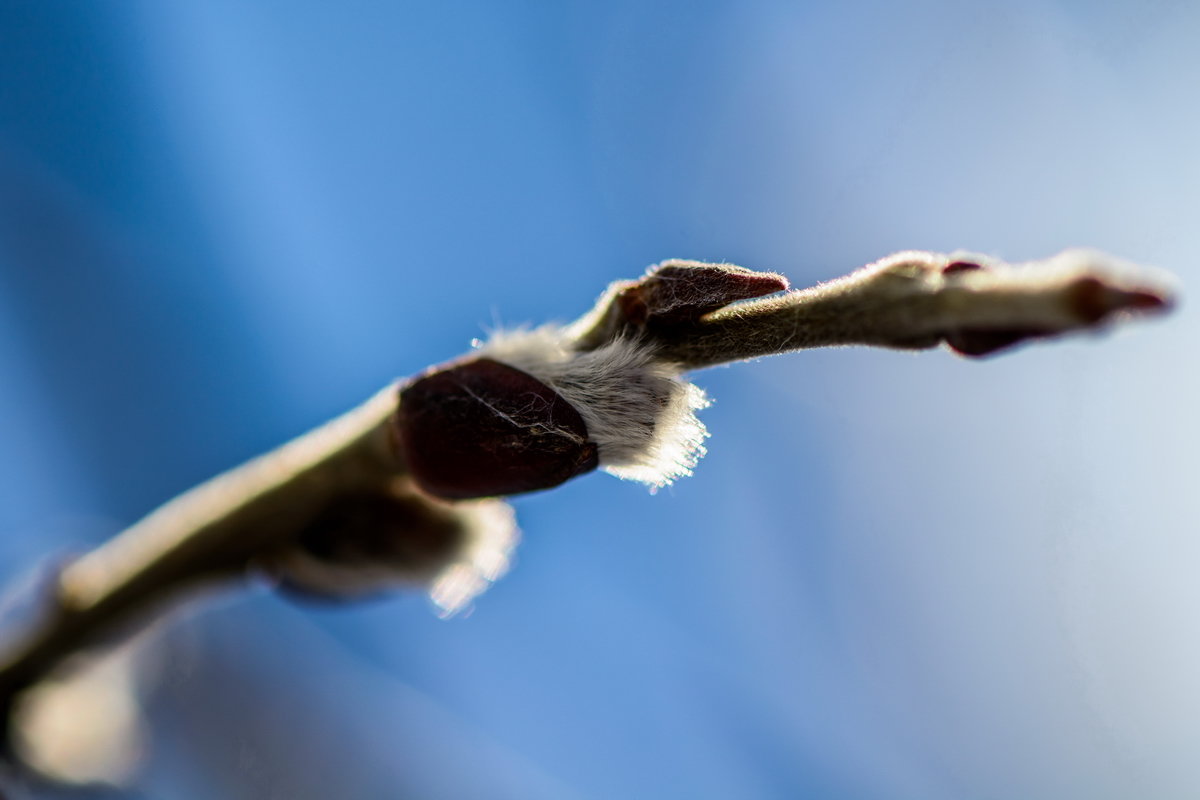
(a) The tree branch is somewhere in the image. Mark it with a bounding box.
[0,248,1174,778]
[643,249,1172,368]
[0,385,401,718]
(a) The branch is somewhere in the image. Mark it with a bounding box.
[0,248,1173,782]
[0,385,400,765]
[633,249,1172,367]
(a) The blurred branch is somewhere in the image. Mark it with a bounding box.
[0,384,403,742]
[0,248,1174,776]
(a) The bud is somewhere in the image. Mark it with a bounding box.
[389,260,789,500]
[395,358,599,499]
[264,486,516,616]
[939,250,1173,356]
[478,327,710,489]
[572,260,788,350]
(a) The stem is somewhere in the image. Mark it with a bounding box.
[651,251,1171,368]
[0,248,1173,759]
[0,384,402,716]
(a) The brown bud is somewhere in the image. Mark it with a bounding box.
[619,261,789,329]
[943,264,1173,356]
[573,260,788,351]
[393,358,599,499]
[1067,275,1169,323]
[942,260,985,276]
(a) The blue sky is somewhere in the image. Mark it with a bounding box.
[1,3,1197,798]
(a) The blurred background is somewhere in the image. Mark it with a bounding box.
[0,1,1197,798]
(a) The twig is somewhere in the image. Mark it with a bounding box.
[0,248,1174,770]
[0,385,402,725]
[641,250,1171,367]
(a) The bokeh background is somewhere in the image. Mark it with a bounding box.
[1,2,1197,798]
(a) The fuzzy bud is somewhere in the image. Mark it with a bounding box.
[391,261,789,499]
[263,486,516,615]
[572,260,788,351]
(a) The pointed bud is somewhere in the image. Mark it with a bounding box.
[941,252,1174,357]
[572,261,787,351]
[618,261,789,329]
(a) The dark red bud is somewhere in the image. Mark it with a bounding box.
[944,267,1171,356]
[1067,276,1170,323]
[394,358,599,499]
[943,260,985,276]
[618,262,788,329]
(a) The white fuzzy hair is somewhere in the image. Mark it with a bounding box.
[478,326,709,489]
